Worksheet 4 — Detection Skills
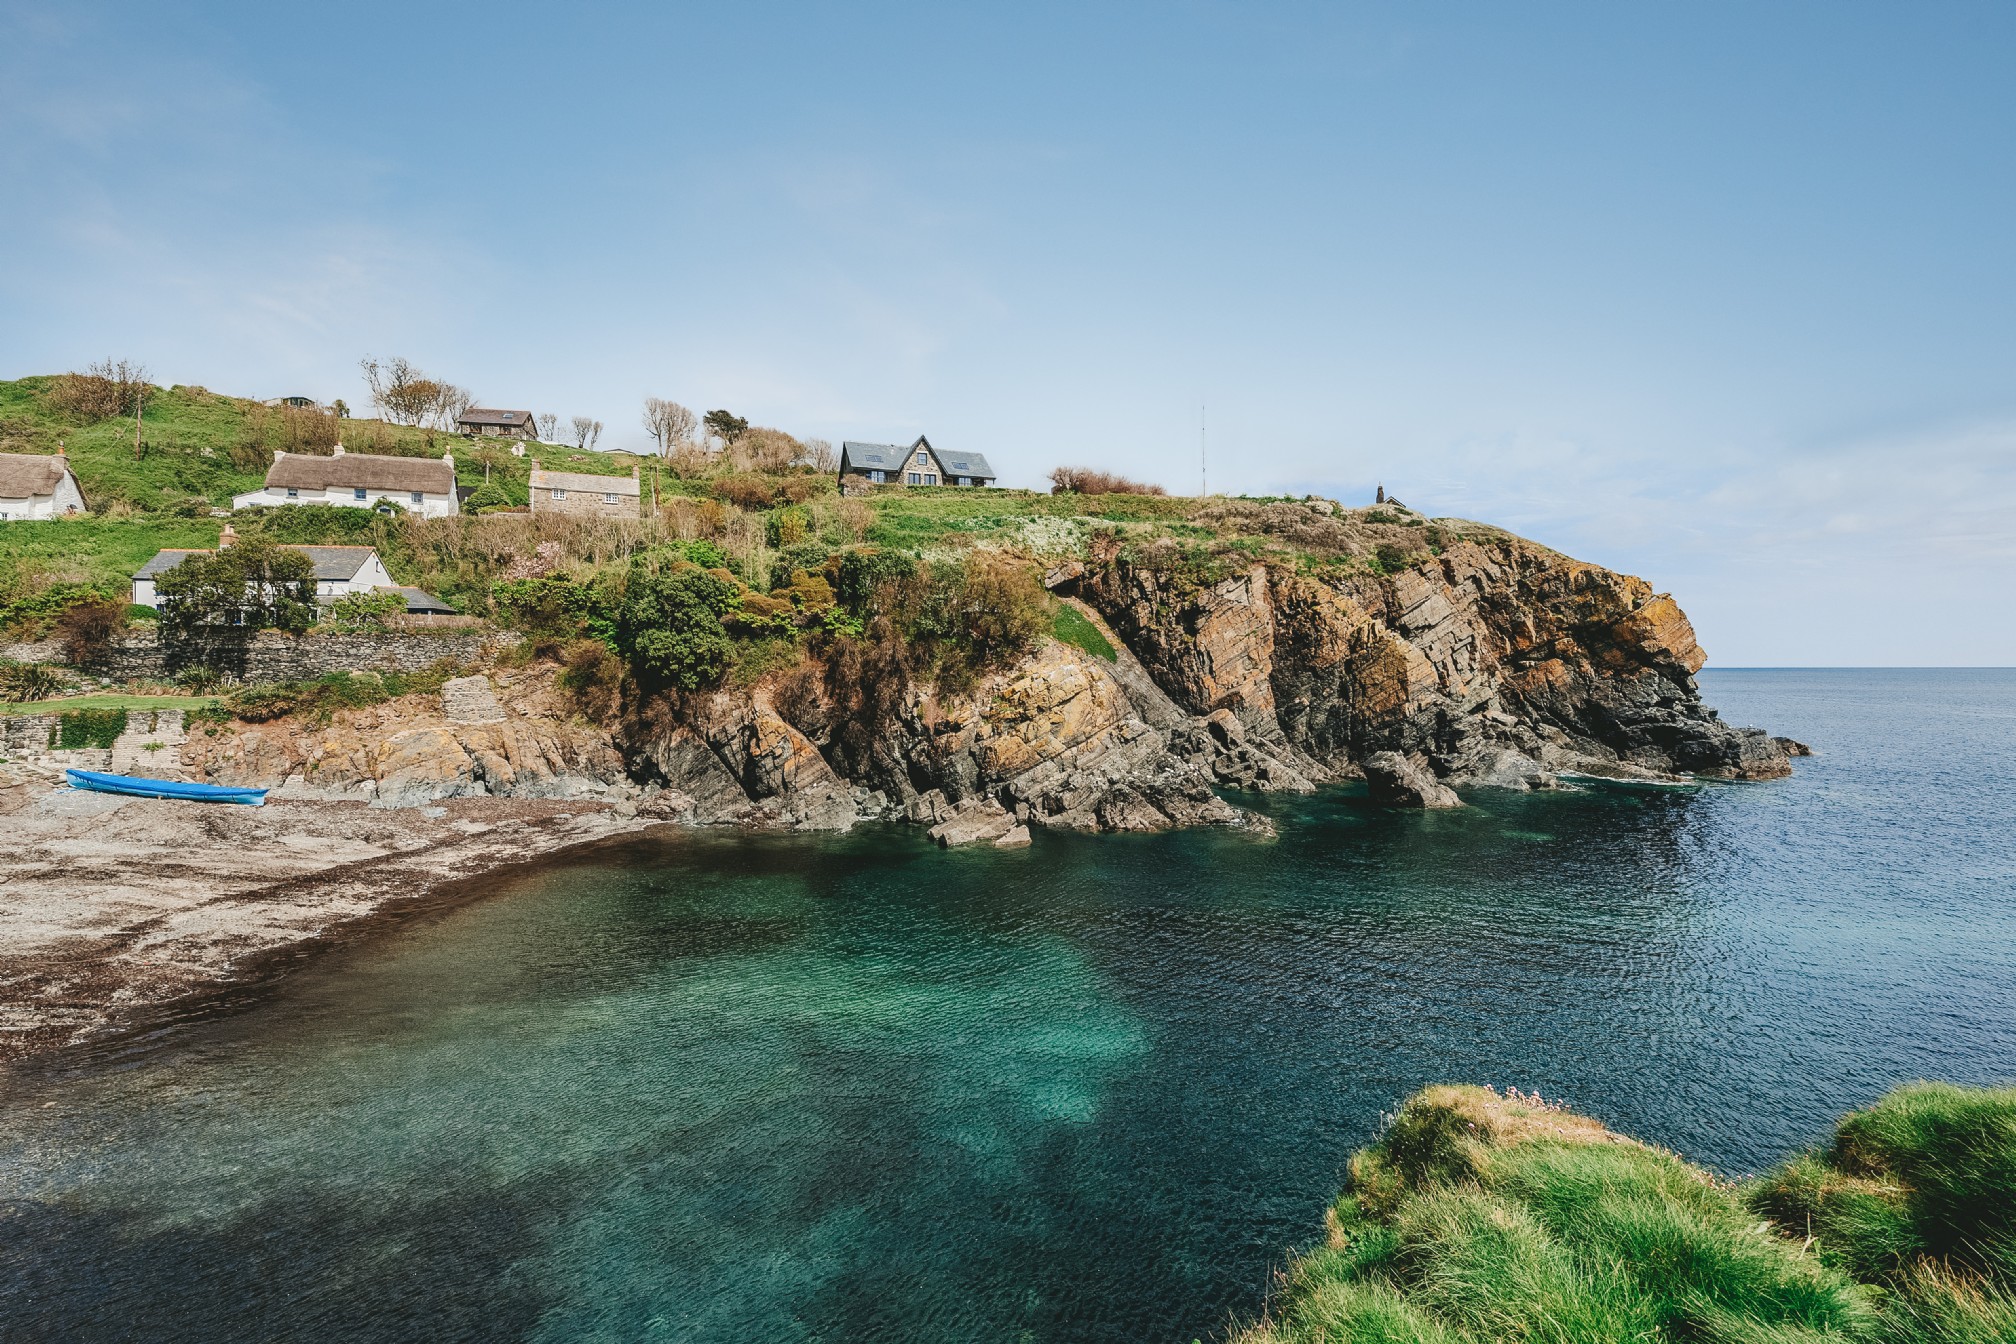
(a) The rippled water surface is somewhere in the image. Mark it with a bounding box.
[4,669,2014,1342]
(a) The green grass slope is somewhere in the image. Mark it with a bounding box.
[0,374,640,514]
[1240,1082,2016,1344]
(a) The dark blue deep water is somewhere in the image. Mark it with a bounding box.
[3,669,2013,1342]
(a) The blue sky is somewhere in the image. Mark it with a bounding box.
[3,2,2012,664]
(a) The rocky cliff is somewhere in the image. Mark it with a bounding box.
[179,507,1791,837]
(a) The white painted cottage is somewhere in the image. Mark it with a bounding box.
[232,444,459,519]
[131,528,446,612]
[0,450,88,521]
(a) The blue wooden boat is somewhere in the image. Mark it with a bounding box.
[65,769,268,806]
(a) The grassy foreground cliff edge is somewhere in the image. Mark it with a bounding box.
[1236,1082,2016,1344]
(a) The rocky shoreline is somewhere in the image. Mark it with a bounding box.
[0,777,661,1068]
[0,520,1801,1066]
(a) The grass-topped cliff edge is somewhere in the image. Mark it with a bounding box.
[1237,1082,2016,1344]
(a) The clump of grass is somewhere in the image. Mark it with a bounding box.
[1749,1081,2016,1341]
[1238,1084,1876,1343]
[1050,603,1116,661]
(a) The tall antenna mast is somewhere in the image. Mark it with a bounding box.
[1200,404,1207,497]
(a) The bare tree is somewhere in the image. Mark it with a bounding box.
[538,413,558,442]
[642,397,698,456]
[733,426,800,473]
[798,437,837,473]
[589,420,603,450]
[571,415,598,449]
[359,355,471,430]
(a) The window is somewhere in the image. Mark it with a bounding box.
[551,489,567,500]
[915,451,928,465]
[602,493,620,504]
[870,470,885,483]
[923,474,938,485]
[957,477,971,487]
[410,491,424,504]
[353,487,367,500]
[906,472,921,485]
[286,488,299,499]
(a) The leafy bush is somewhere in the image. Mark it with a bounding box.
[56,708,128,749]
[327,590,407,632]
[54,597,127,666]
[462,477,515,515]
[832,547,918,617]
[0,659,66,702]
[613,557,741,690]
[156,538,317,637]
[492,576,615,645]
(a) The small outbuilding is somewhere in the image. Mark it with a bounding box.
[838,436,993,488]
[0,450,88,521]
[529,461,642,517]
[458,408,538,438]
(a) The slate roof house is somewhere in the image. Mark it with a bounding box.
[529,462,642,517]
[231,445,460,519]
[838,436,994,488]
[0,450,87,521]
[457,408,537,439]
[131,527,451,614]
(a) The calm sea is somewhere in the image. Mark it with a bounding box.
[2,669,2013,1342]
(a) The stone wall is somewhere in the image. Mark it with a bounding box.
[96,629,513,682]
[1,708,187,772]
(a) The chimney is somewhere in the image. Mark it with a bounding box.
[531,458,541,472]
[331,442,345,456]
[631,464,640,481]
[441,450,455,469]
[54,442,65,458]
[218,524,238,550]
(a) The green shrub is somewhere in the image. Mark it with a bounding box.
[327,590,407,632]
[0,659,67,702]
[56,708,128,749]
[613,557,741,690]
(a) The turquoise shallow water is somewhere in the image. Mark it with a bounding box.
[3,669,2014,1341]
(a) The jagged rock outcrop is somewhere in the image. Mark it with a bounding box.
[625,642,1271,837]
[174,509,1792,834]
[1080,527,1790,791]
[1362,751,1462,809]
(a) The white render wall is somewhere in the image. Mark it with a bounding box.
[0,472,86,521]
[132,553,400,608]
[230,484,458,520]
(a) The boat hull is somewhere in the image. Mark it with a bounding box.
[64,769,268,806]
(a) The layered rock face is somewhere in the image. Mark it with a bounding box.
[1078,531,1789,792]
[184,670,633,808]
[179,520,1788,835]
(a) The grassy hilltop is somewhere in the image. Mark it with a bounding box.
[1239,1082,2016,1344]
[0,370,1494,639]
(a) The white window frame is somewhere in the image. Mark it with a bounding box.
[551,489,567,500]
[352,487,367,500]
[410,491,425,504]
[602,492,620,504]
